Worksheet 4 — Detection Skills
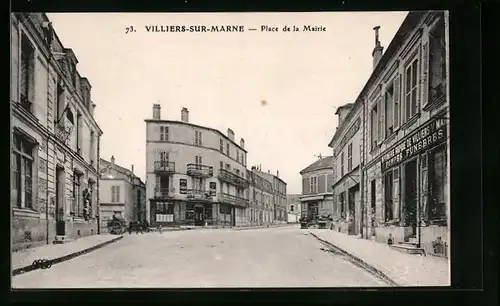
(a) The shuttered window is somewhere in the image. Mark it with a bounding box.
[302,177,310,194]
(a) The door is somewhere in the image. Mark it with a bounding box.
[404,159,418,238]
[194,205,204,226]
[370,180,376,236]
[55,167,65,235]
[348,188,356,235]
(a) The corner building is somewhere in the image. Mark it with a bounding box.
[299,157,334,219]
[11,13,102,249]
[145,105,249,227]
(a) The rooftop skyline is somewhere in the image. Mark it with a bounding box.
[46,12,408,194]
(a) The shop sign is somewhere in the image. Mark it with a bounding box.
[381,118,447,171]
[179,179,187,194]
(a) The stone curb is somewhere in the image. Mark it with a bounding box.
[233,224,297,231]
[309,232,400,287]
[12,235,124,277]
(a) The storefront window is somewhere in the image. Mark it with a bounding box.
[384,171,394,222]
[428,146,447,223]
[186,203,194,219]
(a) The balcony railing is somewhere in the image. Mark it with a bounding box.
[219,193,249,208]
[218,169,249,188]
[154,161,175,173]
[154,187,176,198]
[186,164,214,178]
[186,189,214,201]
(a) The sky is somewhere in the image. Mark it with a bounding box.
[47,12,408,194]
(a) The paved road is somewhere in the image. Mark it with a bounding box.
[12,227,387,288]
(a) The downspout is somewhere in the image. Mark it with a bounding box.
[46,45,54,245]
[96,135,100,234]
[362,96,368,239]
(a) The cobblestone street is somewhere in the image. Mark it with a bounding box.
[12,227,387,288]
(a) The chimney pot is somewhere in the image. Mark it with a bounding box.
[227,128,235,141]
[131,164,134,174]
[111,155,115,165]
[372,26,384,70]
[181,107,189,123]
[153,104,161,120]
[240,138,245,148]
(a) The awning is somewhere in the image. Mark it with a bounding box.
[300,195,325,202]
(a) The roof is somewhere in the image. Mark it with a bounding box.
[334,103,354,115]
[300,156,334,174]
[328,11,424,148]
[100,158,144,185]
[144,119,247,153]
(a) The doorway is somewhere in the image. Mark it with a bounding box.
[194,205,204,226]
[55,166,65,236]
[404,159,418,239]
[370,180,376,236]
[348,186,357,235]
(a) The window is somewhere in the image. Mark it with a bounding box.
[385,82,394,136]
[195,156,202,169]
[339,192,345,218]
[220,139,224,152]
[159,151,169,165]
[370,103,378,150]
[225,163,230,170]
[429,18,446,104]
[185,203,194,219]
[347,143,353,172]
[404,57,419,121]
[309,176,318,193]
[160,126,169,141]
[90,131,95,165]
[56,83,65,120]
[111,185,120,203]
[226,143,230,156]
[76,113,82,153]
[236,151,240,163]
[194,130,202,146]
[220,161,223,169]
[290,205,294,212]
[340,152,345,176]
[20,34,35,113]
[12,134,34,209]
[73,172,82,216]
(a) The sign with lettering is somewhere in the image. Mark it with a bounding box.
[334,118,361,156]
[381,118,447,172]
[209,182,216,196]
[179,179,187,194]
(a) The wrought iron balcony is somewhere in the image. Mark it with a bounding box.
[154,161,175,174]
[55,121,72,143]
[219,193,249,208]
[154,187,176,199]
[186,189,214,201]
[217,169,249,188]
[186,163,214,178]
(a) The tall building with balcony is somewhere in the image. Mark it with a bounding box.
[254,168,288,223]
[328,103,363,235]
[145,105,249,227]
[299,156,334,220]
[11,13,103,249]
[247,167,274,226]
[98,157,146,227]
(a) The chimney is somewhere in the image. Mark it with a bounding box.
[227,128,235,141]
[259,164,262,171]
[372,26,384,70]
[111,155,115,166]
[131,164,134,174]
[181,107,189,123]
[276,170,279,177]
[251,166,256,171]
[91,103,96,117]
[335,104,353,126]
[153,104,161,120]
[240,138,245,149]
[268,170,270,174]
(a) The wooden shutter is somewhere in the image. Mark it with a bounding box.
[302,177,310,194]
[11,25,19,102]
[422,40,430,107]
[327,174,333,192]
[318,175,326,193]
[111,186,115,202]
[393,168,400,221]
[420,153,429,223]
[378,97,384,143]
[393,75,401,130]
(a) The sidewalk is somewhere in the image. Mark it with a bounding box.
[12,234,122,272]
[309,229,450,287]
[233,223,299,231]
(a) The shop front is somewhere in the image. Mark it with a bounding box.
[375,115,448,256]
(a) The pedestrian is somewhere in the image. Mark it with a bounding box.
[128,223,132,235]
[136,221,144,234]
[158,224,162,234]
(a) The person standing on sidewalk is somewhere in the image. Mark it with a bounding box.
[158,224,162,234]
[136,221,144,234]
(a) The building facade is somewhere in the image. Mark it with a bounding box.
[286,194,301,223]
[247,167,274,226]
[99,157,146,226]
[299,156,334,219]
[328,11,450,257]
[145,105,249,227]
[254,169,287,223]
[11,13,102,249]
[328,104,363,235]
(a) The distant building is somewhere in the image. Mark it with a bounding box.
[248,167,274,225]
[286,194,301,223]
[11,13,103,249]
[254,168,287,223]
[99,157,146,225]
[299,156,334,219]
[144,105,249,227]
